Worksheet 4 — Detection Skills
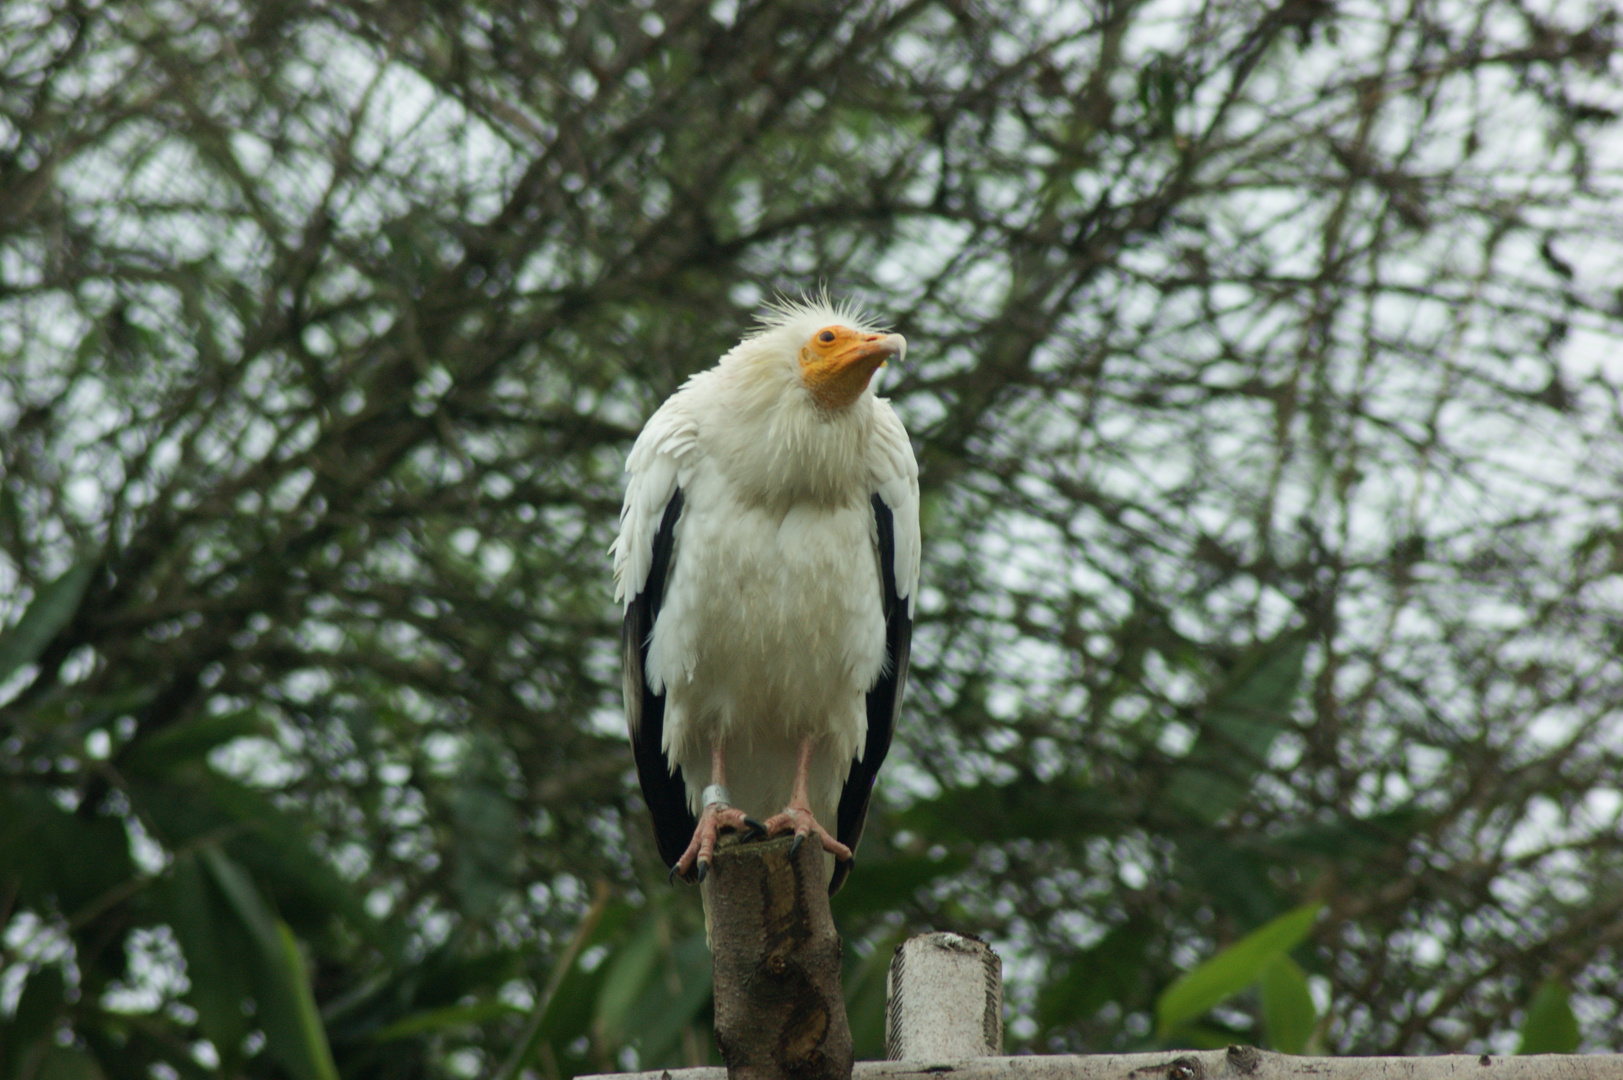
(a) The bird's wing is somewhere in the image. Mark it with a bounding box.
[831,400,920,894]
[613,393,701,609]
[613,397,702,870]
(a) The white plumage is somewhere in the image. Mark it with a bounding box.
[612,296,920,893]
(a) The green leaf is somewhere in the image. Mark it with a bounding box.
[371,1000,526,1043]
[1166,634,1309,825]
[199,846,282,943]
[200,848,340,1080]
[1156,901,1322,1038]
[620,930,713,1066]
[34,1047,106,1080]
[9,964,67,1058]
[121,709,267,775]
[124,772,385,949]
[1173,1020,1253,1050]
[1517,980,1580,1054]
[0,789,135,917]
[265,922,342,1080]
[592,915,662,1045]
[157,853,253,1059]
[0,558,95,683]
[1259,955,1316,1054]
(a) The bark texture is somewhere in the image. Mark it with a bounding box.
[705,833,853,1080]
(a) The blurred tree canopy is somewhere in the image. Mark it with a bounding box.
[3,0,1623,1076]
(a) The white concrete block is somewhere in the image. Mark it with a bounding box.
[885,931,1003,1061]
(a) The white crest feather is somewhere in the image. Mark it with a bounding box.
[730,291,889,359]
[754,289,884,336]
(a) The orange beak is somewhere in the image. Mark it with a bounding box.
[801,328,906,410]
[832,332,906,372]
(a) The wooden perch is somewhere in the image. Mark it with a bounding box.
[590,1047,1623,1080]
[704,832,853,1080]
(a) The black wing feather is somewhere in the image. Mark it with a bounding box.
[830,493,912,895]
[624,489,696,870]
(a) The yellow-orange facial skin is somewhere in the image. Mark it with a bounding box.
[798,325,904,411]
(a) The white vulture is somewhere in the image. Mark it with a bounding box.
[612,295,920,895]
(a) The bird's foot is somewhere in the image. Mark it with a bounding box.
[672,804,767,884]
[762,805,852,861]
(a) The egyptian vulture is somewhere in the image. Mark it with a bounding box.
[612,296,920,894]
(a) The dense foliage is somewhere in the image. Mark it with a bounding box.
[3,0,1622,1077]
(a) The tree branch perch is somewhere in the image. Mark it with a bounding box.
[704,833,853,1080]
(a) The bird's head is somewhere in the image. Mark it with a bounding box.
[732,294,906,414]
[797,324,907,411]
[708,294,904,504]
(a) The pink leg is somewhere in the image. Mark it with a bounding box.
[673,741,766,883]
[762,737,852,861]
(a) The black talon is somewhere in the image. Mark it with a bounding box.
[789,833,805,858]
[743,817,768,839]
[696,859,709,884]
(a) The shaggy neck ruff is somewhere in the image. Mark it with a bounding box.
[708,345,875,509]
[703,299,888,510]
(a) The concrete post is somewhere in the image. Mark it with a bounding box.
[884,931,1002,1062]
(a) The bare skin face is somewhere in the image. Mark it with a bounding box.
[797,325,905,410]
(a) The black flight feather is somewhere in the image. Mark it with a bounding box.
[624,489,696,870]
[830,493,912,895]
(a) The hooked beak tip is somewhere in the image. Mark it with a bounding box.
[877,332,906,372]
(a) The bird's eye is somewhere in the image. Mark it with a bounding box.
[818,330,836,344]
